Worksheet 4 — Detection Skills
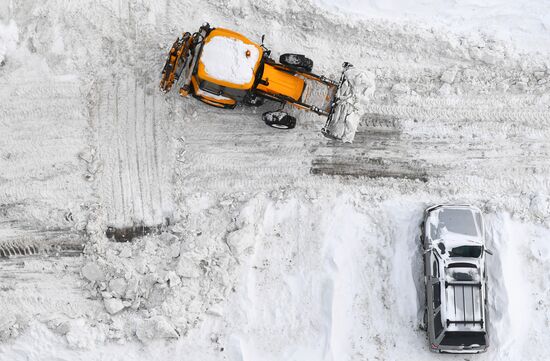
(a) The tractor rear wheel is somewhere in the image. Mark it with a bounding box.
[279,53,313,73]
[262,111,296,129]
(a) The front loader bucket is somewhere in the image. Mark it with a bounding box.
[322,63,376,143]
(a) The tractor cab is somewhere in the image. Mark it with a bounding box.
[190,27,305,109]
[192,28,263,108]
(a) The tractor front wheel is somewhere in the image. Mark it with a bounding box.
[262,111,296,129]
[279,53,313,73]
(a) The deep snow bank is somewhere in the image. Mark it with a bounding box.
[3,193,550,361]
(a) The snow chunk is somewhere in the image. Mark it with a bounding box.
[104,298,125,314]
[533,71,546,80]
[118,247,132,258]
[441,66,458,84]
[108,278,127,298]
[166,271,181,288]
[438,83,452,96]
[81,262,105,282]
[135,316,178,342]
[530,193,549,221]
[64,319,104,349]
[169,242,181,258]
[124,278,139,300]
[176,256,200,278]
[391,83,410,94]
[200,36,260,85]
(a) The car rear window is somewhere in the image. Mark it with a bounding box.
[449,245,482,258]
[440,332,486,346]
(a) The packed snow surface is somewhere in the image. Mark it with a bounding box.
[200,35,260,86]
[1,0,550,360]
[0,19,17,64]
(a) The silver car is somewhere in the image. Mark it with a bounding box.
[421,204,490,353]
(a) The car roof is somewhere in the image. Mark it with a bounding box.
[440,261,485,333]
[443,279,485,332]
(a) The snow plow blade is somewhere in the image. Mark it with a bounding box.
[322,63,376,143]
[160,32,194,93]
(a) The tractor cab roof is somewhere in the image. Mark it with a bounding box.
[197,28,263,90]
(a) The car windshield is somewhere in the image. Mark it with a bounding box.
[449,245,482,258]
[440,331,486,347]
[431,208,480,239]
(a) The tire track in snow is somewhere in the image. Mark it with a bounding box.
[142,85,156,223]
[0,75,90,254]
[366,103,550,125]
[134,78,147,223]
[152,95,163,219]
[0,257,102,321]
[123,77,138,221]
[94,76,173,229]
[114,82,128,223]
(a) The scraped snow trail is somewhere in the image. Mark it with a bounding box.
[91,75,172,228]
[0,68,90,256]
[1,0,550,360]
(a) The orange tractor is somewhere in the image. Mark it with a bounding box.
[160,23,360,140]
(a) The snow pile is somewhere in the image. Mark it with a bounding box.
[0,20,18,65]
[200,35,260,86]
[79,194,260,343]
[82,232,234,341]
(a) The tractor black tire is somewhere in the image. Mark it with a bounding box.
[279,53,313,73]
[262,111,296,130]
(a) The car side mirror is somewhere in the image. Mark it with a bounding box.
[261,34,265,45]
[485,248,493,256]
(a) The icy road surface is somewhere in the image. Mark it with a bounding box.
[1,0,550,360]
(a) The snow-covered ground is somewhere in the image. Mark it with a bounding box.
[1,0,550,360]
[314,0,550,55]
